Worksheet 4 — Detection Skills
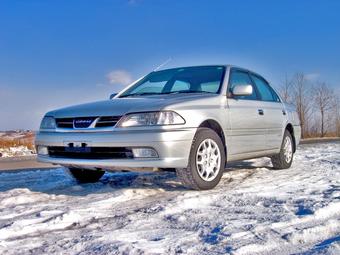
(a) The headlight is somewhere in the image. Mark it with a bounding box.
[117,111,185,127]
[40,116,56,130]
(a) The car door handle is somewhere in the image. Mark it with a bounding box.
[258,109,264,115]
[282,110,286,115]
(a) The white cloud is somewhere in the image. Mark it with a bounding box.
[106,70,133,86]
[305,73,320,81]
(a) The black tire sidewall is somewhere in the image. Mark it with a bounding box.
[281,131,293,166]
[188,128,225,190]
[272,130,294,169]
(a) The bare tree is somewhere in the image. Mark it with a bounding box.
[313,82,335,137]
[291,73,312,138]
[279,73,293,103]
[280,72,339,138]
[334,95,340,137]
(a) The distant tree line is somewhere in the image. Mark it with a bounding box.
[278,73,340,138]
[0,131,35,150]
[0,139,35,150]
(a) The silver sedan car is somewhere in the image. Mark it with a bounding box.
[36,65,301,190]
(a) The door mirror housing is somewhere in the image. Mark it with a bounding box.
[232,84,253,96]
[109,93,118,99]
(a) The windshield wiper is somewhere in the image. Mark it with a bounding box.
[120,92,162,98]
[164,90,215,94]
[120,90,214,98]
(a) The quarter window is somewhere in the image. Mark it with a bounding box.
[229,70,257,100]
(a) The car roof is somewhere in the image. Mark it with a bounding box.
[156,64,258,74]
[154,64,227,71]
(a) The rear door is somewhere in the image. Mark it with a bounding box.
[249,73,285,150]
[226,69,267,155]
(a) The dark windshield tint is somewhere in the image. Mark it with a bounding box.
[119,66,225,97]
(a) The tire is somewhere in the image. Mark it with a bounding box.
[176,128,225,190]
[67,168,105,183]
[271,130,294,169]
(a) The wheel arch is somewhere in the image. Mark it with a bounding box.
[198,119,227,155]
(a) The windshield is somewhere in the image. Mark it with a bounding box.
[119,66,225,98]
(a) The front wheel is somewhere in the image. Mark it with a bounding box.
[271,130,294,169]
[176,128,225,190]
[66,168,105,183]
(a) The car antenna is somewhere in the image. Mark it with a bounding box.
[153,57,172,71]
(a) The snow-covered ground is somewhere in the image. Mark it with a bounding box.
[0,143,339,254]
[0,146,34,158]
[0,130,35,158]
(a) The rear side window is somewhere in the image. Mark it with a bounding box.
[268,86,281,102]
[251,74,277,102]
[229,71,258,100]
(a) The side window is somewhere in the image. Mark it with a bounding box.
[171,80,190,92]
[268,86,281,102]
[229,70,257,100]
[250,74,276,102]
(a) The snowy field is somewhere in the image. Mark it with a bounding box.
[0,146,34,158]
[0,142,339,255]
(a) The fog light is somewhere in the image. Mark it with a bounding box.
[132,148,158,158]
[37,146,48,155]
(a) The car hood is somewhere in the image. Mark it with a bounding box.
[46,94,219,118]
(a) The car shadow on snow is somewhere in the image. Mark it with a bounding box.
[225,160,268,170]
[0,160,270,196]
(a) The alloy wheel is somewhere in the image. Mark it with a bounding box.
[283,136,293,163]
[196,138,221,181]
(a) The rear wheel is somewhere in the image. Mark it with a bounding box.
[271,130,294,169]
[176,128,225,190]
[67,168,105,183]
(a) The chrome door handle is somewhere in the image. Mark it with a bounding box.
[258,109,264,115]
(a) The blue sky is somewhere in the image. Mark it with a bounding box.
[0,0,339,130]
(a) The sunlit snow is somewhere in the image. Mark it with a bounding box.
[0,143,339,254]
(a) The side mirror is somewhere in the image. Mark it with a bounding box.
[232,84,253,96]
[109,93,118,99]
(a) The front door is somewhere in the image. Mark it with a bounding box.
[226,69,266,155]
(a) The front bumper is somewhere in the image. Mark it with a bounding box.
[35,128,196,170]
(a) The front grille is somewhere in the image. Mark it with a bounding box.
[48,146,133,159]
[96,116,121,128]
[55,116,121,129]
[56,118,73,128]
